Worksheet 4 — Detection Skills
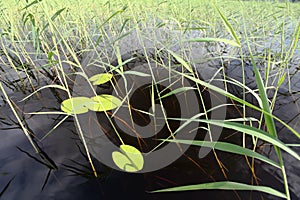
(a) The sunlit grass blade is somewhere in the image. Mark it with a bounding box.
[41,115,69,141]
[0,82,39,153]
[163,139,280,168]
[196,119,300,161]
[167,50,193,73]
[21,0,42,10]
[152,181,286,199]
[285,22,300,62]
[41,7,66,32]
[244,19,291,197]
[159,87,195,99]
[122,70,151,77]
[19,85,68,102]
[250,56,277,139]
[172,69,300,139]
[213,3,241,46]
[100,5,127,27]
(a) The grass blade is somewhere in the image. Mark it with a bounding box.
[197,120,300,161]
[160,87,195,99]
[171,69,300,139]
[41,8,66,32]
[245,19,290,198]
[163,139,280,168]
[152,181,286,199]
[20,84,67,102]
[21,0,42,10]
[213,3,241,46]
[0,83,39,153]
[167,50,193,73]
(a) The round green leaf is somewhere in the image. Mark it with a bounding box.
[89,73,113,85]
[88,94,122,112]
[61,97,93,114]
[112,145,144,172]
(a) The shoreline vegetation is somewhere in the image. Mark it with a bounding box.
[0,0,300,199]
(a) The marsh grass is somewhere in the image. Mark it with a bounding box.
[0,0,300,199]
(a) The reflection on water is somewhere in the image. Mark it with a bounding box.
[1,64,299,200]
[1,25,300,199]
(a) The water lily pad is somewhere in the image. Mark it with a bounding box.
[89,73,113,85]
[112,145,144,172]
[61,97,93,114]
[88,94,122,112]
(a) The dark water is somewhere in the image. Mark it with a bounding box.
[1,88,298,200]
[1,26,300,200]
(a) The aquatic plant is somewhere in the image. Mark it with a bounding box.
[0,0,299,199]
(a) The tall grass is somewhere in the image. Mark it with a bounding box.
[0,0,299,199]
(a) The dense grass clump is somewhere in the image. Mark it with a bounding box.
[0,0,299,199]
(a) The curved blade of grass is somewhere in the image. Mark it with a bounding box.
[246,29,290,198]
[41,7,66,32]
[217,78,262,107]
[213,3,241,46]
[171,69,300,139]
[21,0,42,10]
[197,120,300,161]
[100,5,127,27]
[251,54,277,139]
[152,181,286,199]
[26,111,68,115]
[96,6,128,46]
[285,22,300,62]
[41,115,69,141]
[122,70,151,77]
[20,84,67,102]
[163,139,280,168]
[167,50,193,73]
[160,87,195,99]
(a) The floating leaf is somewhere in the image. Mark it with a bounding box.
[112,145,144,172]
[88,94,122,111]
[61,97,93,114]
[89,73,113,85]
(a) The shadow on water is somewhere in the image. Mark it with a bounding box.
[1,64,299,200]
